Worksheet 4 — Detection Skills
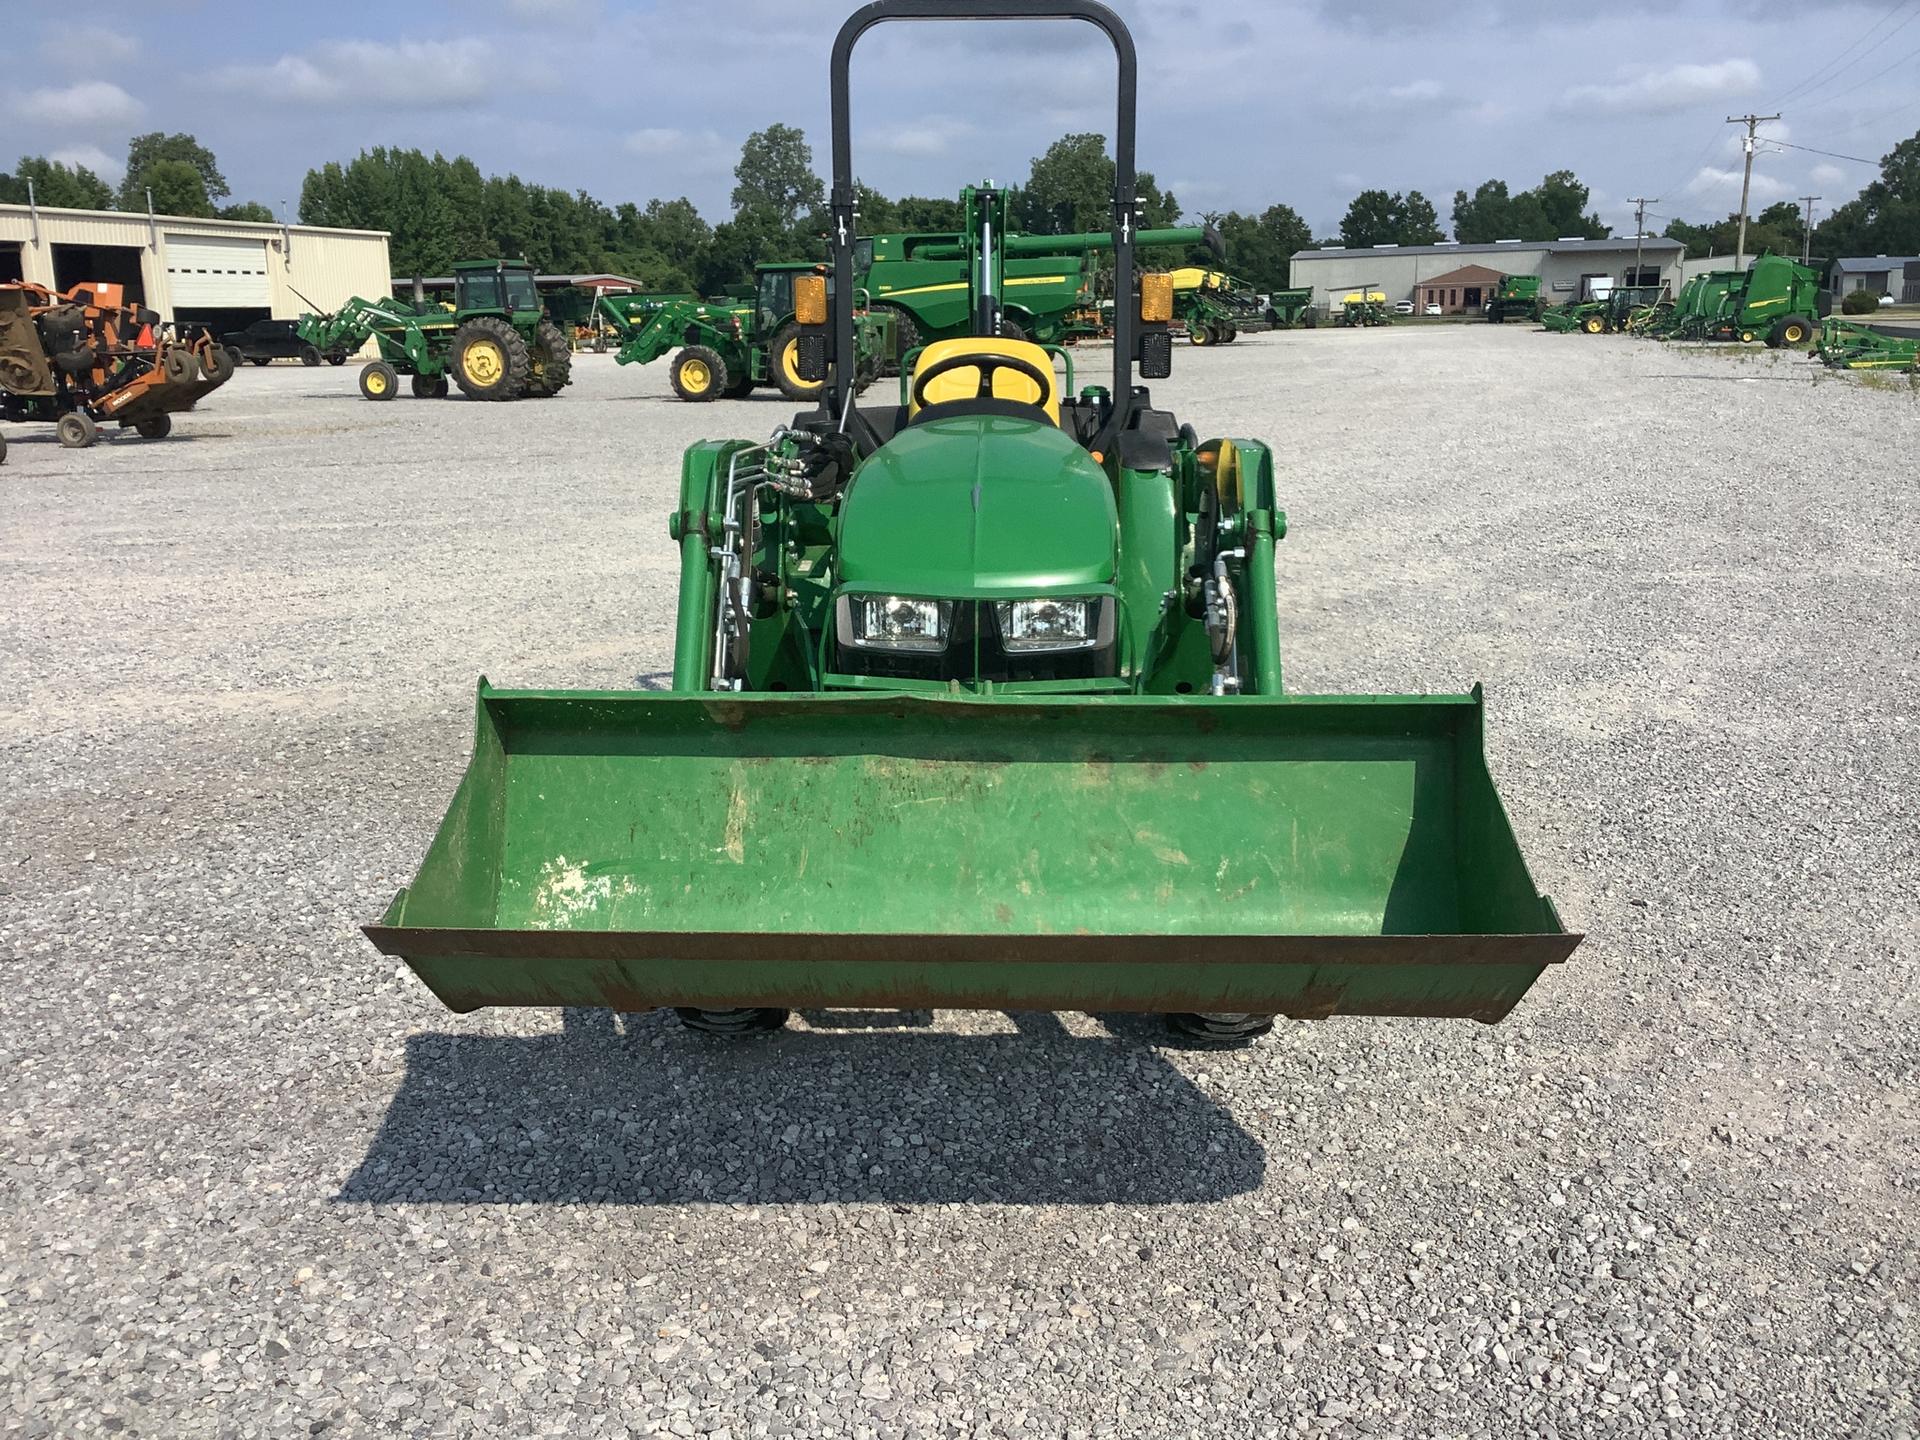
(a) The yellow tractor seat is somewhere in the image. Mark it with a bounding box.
[908,336,1060,425]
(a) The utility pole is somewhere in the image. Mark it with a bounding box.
[1798,194,1821,265]
[1629,197,1657,287]
[1726,112,1780,270]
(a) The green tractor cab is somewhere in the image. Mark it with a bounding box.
[367,0,1579,1042]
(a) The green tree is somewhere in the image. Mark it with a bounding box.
[895,195,965,230]
[1339,189,1442,247]
[1813,128,1920,259]
[121,133,228,211]
[0,155,115,209]
[1212,203,1313,290]
[1452,171,1607,243]
[219,200,275,223]
[143,159,214,217]
[1016,132,1181,234]
[1662,201,1803,260]
[731,124,824,230]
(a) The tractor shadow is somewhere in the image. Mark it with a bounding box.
[338,1009,1265,1207]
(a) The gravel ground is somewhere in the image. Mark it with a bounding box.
[3,330,1916,1439]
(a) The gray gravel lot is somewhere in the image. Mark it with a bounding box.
[3,329,1916,1438]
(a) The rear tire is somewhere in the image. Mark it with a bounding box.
[250,356,273,367]
[674,1007,790,1036]
[199,345,236,384]
[1189,324,1212,347]
[1770,315,1813,347]
[671,344,729,402]
[359,360,399,401]
[56,411,99,449]
[769,323,823,402]
[526,319,573,396]
[134,415,172,439]
[996,317,1028,342]
[161,348,198,383]
[300,344,322,367]
[327,353,347,366]
[224,345,243,368]
[1167,1012,1276,1044]
[452,316,531,400]
[884,306,921,373]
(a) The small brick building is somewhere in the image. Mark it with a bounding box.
[1416,263,1506,314]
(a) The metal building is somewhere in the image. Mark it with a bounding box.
[0,202,391,336]
[1288,237,1687,316]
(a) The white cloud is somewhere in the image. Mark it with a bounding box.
[37,26,137,70]
[214,39,532,109]
[49,144,124,182]
[1561,58,1760,114]
[625,128,727,160]
[10,80,143,128]
[1685,165,1790,204]
[1811,162,1847,186]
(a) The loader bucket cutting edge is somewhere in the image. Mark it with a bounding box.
[364,687,1579,1022]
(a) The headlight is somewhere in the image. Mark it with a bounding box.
[848,595,951,652]
[995,598,1098,652]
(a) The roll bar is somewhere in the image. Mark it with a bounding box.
[827,0,1141,444]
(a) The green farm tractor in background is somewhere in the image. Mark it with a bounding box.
[596,263,896,402]
[297,260,571,401]
[1485,274,1542,324]
[1168,268,1275,345]
[1338,289,1391,326]
[366,0,1578,1043]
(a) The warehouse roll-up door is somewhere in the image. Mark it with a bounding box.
[165,234,271,308]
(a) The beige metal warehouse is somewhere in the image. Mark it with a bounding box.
[0,202,390,338]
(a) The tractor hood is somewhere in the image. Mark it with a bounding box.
[837,413,1117,597]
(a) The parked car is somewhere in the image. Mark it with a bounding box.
[1424,304,1442,316]
[1392,300,1415,315]
[219,318,347,367]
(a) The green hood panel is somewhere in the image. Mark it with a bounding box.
[838,414,1117,596]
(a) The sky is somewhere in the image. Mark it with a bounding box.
[5,0,1919,240]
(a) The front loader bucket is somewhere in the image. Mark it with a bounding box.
[366,686,1579,1023]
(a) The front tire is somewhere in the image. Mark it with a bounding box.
[674,1007,790,1036]
[199,345,236,384]
[452,316,531,400]
[670,345,729,402]
[1189,323,1212,347]
[768,323,824,402]
[56,412,100,449]
[250,356,273,367]
[359,360,399,401]
[300,344,322,367]
[134,415,172,439]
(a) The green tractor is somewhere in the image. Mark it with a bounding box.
[596,263,895,403]
[365,0,1578,1043]
[1485,274,1542,325]
[297,260,571,402]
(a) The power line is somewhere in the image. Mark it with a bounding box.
[1774,0,1918,108]
[1763,138,1882,165]
[1794,36,1920,118]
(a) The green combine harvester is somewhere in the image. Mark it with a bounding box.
[1485,275,1542,324]
[365,0,1579,1043]
[297,260,571,402]
[593,264,895,402]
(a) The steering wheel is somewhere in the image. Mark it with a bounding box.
[911,350,1053,413]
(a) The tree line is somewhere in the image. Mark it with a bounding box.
[8,126,1918,290]
[0,134,276,221]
